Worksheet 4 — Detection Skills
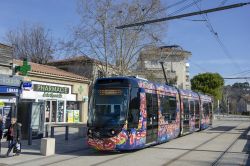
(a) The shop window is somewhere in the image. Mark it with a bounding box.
[57,101,64,122]
[66,101,80,123]
[45,101,50,122]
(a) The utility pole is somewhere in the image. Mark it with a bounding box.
[116,2,250,29]
[159,61,168,85]
[217,100,220,115]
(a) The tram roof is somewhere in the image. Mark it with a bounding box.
[95,76,178,93]
[179,89,199,98]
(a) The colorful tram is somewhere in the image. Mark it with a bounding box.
[87,77,213,151]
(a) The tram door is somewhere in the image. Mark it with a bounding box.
[182,98,190,134]
[146,93,158,144]
[195,100,200,130]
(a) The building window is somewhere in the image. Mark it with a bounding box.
[150,60,158,65]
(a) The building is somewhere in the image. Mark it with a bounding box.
[48,55,118,85]
[0,43,22,130]
[14,59,90,138]
[136,45,191,89]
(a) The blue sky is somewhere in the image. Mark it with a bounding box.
[0,0,249,85]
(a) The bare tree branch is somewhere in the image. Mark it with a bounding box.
[5,23,55,64]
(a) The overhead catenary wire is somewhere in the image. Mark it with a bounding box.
[228,69,250,76]
[192,0,243,72]
[168,0,204,16]
[116,2,250,29]
[150,0,190,16]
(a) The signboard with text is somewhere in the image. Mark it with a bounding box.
[21,81,76,101]
[0,74,22,87]
[33,84,69,94]
[0,86,20,94]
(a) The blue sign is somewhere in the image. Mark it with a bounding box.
[0,86,20,94]
[22,82,32,88]
[22,81,32,90]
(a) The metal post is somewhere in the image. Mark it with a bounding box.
[51,126,54,138]
[28,103,32,145]
[159,61,168,85]
[65,126,69,141]
[28,127,32,145]
[45,124,48,137]
[217,100,220,115]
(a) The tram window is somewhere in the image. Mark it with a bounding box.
[195,100,200,115]
[160,95,176,122]
[190,101,195,116]
[169,97,177,121]
[146,93,158,116]
[160,96,169,118]
[128,88,140,128]
[209,102,212,114]
[203,103,209,116]
[183,98,189,114]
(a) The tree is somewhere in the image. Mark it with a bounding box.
[191,73,224,100]
[232,82,249,89]
[5,23,55,64]
[62,0,166,76]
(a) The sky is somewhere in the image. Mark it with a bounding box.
[0,0,249,85]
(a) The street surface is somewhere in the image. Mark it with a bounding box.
[0,119,250,166]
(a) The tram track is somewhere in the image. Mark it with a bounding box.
[39,122,243,166]
[162,121,244,166]
[10,121,247,166]
[211,126,250,166]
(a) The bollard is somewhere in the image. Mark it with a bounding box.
[65,126,69,141]
[51,126,54,138]
[28,127,32,145]
[40,138,55,156]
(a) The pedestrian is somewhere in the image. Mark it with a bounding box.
[4,117,22,157]
[0,115,3,155]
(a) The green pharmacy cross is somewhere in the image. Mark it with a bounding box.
[15,59,31,76]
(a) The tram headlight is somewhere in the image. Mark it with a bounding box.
[88,129,92,134]
[111,130,115,135]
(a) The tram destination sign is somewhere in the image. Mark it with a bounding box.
[33,84,69,94]
[99,89,122,95]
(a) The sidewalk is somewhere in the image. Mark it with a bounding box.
[0,127,88,165]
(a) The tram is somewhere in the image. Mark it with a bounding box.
[87,76,213,151]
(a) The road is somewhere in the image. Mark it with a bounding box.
[2,120,250,166]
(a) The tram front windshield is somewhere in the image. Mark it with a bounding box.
[88,88,129,128]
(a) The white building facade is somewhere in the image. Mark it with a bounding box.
[136,45,191,90]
